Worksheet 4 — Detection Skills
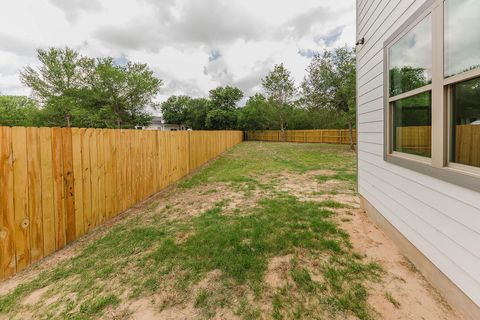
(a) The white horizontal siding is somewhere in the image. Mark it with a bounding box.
[358,67,383,91]
[356,0,480,307]
[358,121,383,133]
[358,110,383,123]
[359,65,383,91]
[358,86,383,106]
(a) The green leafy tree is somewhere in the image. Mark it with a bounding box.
[205,109,238,130]
[0,96,41,126]
[237,94,273,130]
[208,86,243,111]
[389,66,430,97]
[160,96,191,125]
[453,77,480,123]
[262,63,296,132]
[20,47,162,128]
[205,86,243,130]
[185,98,210,130]
[20,47,94,127]
[84,58,161,128]
[302,47,356,150]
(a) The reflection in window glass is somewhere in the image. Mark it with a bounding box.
[389,15,432,97]
[445,0,480,78]
[393,92,432,157]
[451,77,480,168]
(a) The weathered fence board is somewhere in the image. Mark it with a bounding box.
[0,127,243,282]
[245,129,357,145]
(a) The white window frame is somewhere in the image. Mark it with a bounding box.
[383,0,480,191]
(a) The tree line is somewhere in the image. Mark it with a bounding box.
[0,46,356,144]
[1,48,161,128]
[162,47,356,147]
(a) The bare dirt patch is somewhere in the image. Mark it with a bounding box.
[22,286,50,306]
[127,296,198,320]
[265,255,293,288]
[144,182,265,224]
[272,171,354,200]
[340,207,464,320]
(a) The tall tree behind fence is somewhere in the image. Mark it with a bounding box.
[0,127,243,281]
[245,129,357,144]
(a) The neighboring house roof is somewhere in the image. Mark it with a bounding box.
[149,116,184,126]
[150,116,163,126]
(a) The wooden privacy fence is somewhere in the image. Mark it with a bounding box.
[454,125,480,167]
[245,129,357,145]
[395,126,432,157]
[0,127,243,281]
[395,125,480,166]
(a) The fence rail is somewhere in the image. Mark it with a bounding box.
[0,127,243,281]
[245,129,357,145]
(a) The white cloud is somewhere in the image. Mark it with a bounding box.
[49,0,102,23]
[0,0,355,103]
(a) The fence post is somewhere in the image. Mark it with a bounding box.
[339,130,342,144]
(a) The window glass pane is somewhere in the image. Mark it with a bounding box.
[389,15,432,97]
[450,77,480,168]
[445,0,480,78]
[393,92,432,157]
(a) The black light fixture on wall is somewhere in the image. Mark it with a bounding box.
[355,37,365,46]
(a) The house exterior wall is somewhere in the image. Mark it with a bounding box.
[356,0,480,312]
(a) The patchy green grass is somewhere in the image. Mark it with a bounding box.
[316,170,357,185]
[319,199,350,209]
[0,142,382,320]
[179,142,356,189]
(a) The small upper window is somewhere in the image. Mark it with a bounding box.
[445,0,480,78]
[389,15,432,97]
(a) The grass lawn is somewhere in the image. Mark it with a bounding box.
[0,142,451,319]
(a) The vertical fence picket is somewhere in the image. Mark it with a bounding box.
[82,129,93,233]
[89,129,99,229]
[72,128,84,238]
[26,127,43,263]
[0,127,16,279]
[39,128,55,256]
[51,128,66,250]
[61,128,76,244]
[11,127,30,272]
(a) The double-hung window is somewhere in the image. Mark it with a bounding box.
[384,0,480,190]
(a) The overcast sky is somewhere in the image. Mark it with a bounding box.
[0,0,355,105]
